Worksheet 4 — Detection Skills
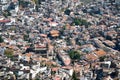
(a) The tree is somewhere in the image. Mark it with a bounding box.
[64,9,71,15]
[4,49,14,58]
[18,0,30,8]
[59,26,66,37]
[0,36,3,43]
[110,61,117,68]
[35,5,39,12]
[99,56,106,62]
[24,34,29,41]
[69,50,81,60]
[32,0,41,12]
[110,70,119,79]
[2,10,11,18]
[63,25,66,30]
[72,18,90,27]
[35,78,40,80]
[72,71,78,80]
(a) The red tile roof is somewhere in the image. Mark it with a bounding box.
[40,34,47,37]
[52,67,59,72]
[50,30,59,37]
[54,75,61,80]
[86,53,98,61]
[95,49,106,57]
[0,20,11,23]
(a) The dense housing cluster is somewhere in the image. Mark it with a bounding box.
[0,0,120,80]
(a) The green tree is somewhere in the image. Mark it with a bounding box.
[24,34,29,41]
[72,71,78,80]
[64,9,71,15]
[35,78,40,80]
[35,5,39,12]
[2,10,11,18]
[0,36,4,43]
[32,0,41,11]
[99,56,106,62]
[72,18,90,27]
[63,25,66,30]
[69,50,81,60]
[18,0,30,8]
[110,61,117,68]
[4,49,14,58]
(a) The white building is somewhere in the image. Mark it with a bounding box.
[0,0,9,4]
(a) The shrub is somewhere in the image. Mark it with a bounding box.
[4,49,14,58]
[0,36,4,43]
[72,18,90,27]
[69,50,81,60]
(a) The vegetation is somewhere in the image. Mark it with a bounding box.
[32,0,38,4]
[65,37,71,45]
[4,49,14,58]
[61,8,66,12]
[59,25,66,36]
[72,18,90,27]
[18,0,30,8]
[24,34,29,41]
[2,10,11,18]
[32,0,41,11]
[10,35,15,40]
[26,30,30,34]
[110,61,117,68]
[30,43,34,48]
[72,71,79,80]
[35,78,40,80]
[64,9,71,15]
[10,26,16,31]
[80,0,94,4]
[35,5,39,12]
[63,25,66,30]
[0,36,4,43]
[68,50,81,61]
[99,56,106,62]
